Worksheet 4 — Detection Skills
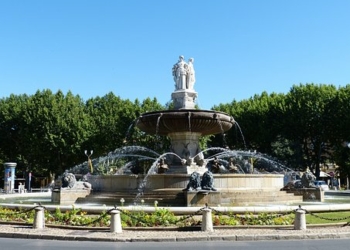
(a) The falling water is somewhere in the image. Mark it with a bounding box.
[124,118,139,143]
[214,113,229,147]
[68,143,296,180]
[133,152,183,204]
[67,146,161,176]
[155,113,163,135]
[234,122,247,149]
[193,147,295,174]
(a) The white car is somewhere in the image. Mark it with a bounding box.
[313,180,329,191]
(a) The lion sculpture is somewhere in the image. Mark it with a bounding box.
[183,172,201,191]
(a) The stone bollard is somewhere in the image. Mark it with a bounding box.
[33,206,45,229]
[201,208,214,232]
[294,208,306,230]
[110,209,122,233]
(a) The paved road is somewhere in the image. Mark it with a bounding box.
[1,237,350,250]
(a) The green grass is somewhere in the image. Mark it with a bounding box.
[306,211,350,224]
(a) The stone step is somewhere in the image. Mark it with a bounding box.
[77,189,303,207]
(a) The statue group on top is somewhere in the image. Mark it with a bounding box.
[172,55,195,91]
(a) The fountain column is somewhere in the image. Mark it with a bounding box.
[3,162,17,193]
[168,132,201,158]
[168,132,208,174]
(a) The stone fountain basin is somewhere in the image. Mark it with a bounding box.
[85,174,303,206]
[89,174,284,191]
[136,109,235,136]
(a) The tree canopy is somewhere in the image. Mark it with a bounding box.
[1,83,350,182]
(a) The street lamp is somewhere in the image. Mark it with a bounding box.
[84,150,94,173]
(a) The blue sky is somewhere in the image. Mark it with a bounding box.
[0,0,349,110]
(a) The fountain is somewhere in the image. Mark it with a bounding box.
[63,55,303,207]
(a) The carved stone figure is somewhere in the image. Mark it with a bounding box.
[83,182,92,190]
[244,160,253,173]
[301,168,316,188]
[157,158,169,174]
[228,157,239,173]
[210,157,220,173]
[129,159,142,174]
[61,171,76,189]
[172,55,195,91]
[194,147,205,166]
[182,142,191,159]
[186,58,195,89]
[201,171,217,191]
[172,55,187,90]
[183,172,201,191]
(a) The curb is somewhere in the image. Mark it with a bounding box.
[1,231,350,242]
[1,224,350,242]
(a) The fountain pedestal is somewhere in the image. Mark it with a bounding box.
[285,188,325,202]
[171,90,197,109]
[52,188,91,205]
[185,191,221,207]
[86,174,303,206]
[51,181,91,205]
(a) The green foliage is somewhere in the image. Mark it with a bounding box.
[214,84,350,176]
[120,208,179,227]
[212,213,240,226]
[0,206,35,223]
[8,207,350,227]
[0,90,92,177]
[1,83,350,180]
[213,212,294,226]
[47,207,97,226]
[0,91,168,179]
[283,83,338,177]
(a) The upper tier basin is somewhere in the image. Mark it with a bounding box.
[136,109,235,136]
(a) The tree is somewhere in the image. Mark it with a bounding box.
[24,90,92,177]
[127,97,170,153]
[0,94,30,174]
[283,83,338,178]
[329,85,350,186]
[0,90,92,179]
[84,93,138,156]
[213,92,286,154]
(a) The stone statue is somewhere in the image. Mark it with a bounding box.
[61,170,76,189]
[210,157,220,173]
[186,58,195,89]
[244,160,253,174]
[183,172,201,191]
[172,55,195,91]
[157,157,169,174]
[228,157,239,173]
[301,168,316,188]
[129,159,142,174]
[194,147,205,166]
[182,142,191,159]
[201,171,217,191]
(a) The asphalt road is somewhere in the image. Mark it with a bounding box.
[1,238,350,250]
